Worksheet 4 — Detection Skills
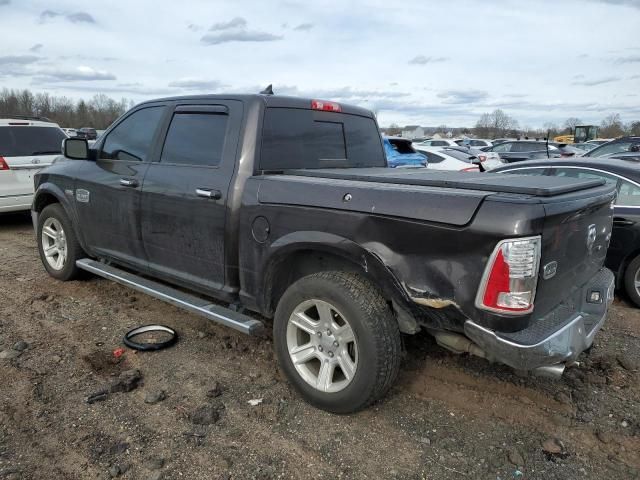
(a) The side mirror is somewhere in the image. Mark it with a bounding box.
[63,138,89,160]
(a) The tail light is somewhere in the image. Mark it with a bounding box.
[476,236,541,314]
[0,156,9,171]
[461,166,480,172]
[478,154,487,162]
[311,100,341,112]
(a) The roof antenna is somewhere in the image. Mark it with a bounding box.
[260,84,274,95]
[546,130,550,159]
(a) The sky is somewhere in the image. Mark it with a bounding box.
[0,0,639,128]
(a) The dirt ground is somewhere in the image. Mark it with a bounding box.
[1,212,639,480]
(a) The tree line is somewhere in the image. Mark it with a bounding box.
[474,109,640,140]
[0,88,133,129]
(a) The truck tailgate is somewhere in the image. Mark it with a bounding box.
[533,187,615,317]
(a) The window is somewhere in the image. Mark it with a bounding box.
[423,151,445,163]
[469,140,485,147]
[492,142,512,153]
[101,106,164,161]
[586,141,635,158]
[442,149,474,162]
[160,113,228,167]
[553,167,618,187]
[618,180,640,206]
[429,140,448,146]
[0,126,66,157]
[261,108,384,170]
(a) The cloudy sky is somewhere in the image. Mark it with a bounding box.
[1,0,639,127]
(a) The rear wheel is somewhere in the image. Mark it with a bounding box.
[623,255,640,307]
[37,204,85,281]
[274,271,401,413]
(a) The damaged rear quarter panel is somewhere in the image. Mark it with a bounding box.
[238,176,546,333]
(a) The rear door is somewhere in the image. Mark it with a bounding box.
[140,101,242,292]
[74,104,167,267]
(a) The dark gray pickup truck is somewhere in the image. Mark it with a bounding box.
[32,94,616,413]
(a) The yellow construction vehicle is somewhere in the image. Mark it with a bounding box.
[554,125,599,144]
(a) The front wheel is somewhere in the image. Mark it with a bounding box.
[37,204,85,281]
[274,271,401,413]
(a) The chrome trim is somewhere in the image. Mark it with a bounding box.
[76,259,263,335]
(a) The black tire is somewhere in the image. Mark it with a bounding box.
[274,271,401,413]
[623,255,640,307]
[37,203,85,281]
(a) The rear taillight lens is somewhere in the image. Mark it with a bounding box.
[476,236,541,314]
[0,156,9,171]
[311,100,342,112]
[478,154,487,162]
[461,166,480,172]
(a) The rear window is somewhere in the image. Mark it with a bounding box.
[388,139,415,154]
[443,149,474,162]
[260,108,385,170]
[0,126,66,157]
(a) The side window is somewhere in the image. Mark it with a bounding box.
[616,180,640,206]
[493,142,512,152]
[160,112,228,166]
[470,140,483,147]
[101,106,164,161]
[425,152,445,163]
[432,141,447,146]
[553,167,619,187]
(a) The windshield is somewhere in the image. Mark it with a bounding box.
[586,141,638,158]
[0,126,65,157]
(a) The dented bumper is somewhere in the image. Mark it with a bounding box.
[463,268,614,371]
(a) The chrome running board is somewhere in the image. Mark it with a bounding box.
[76,258,264,336]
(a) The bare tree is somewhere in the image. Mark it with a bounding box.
[563,117,582,133]
[474,110,518,138]
[601,113,625,138]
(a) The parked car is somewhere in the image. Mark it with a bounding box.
[550,143,585,157]
[493,157,640,306]
[587,139,611,146]
[76,127,97,140]
[62,128,78,137]
[415,138,459,147]
[583,136,640,159]
[455,138,493,148]
[0,116,65,213]
[383,136,427,168]
[573,142,596,153]
[483,140,561,163]
[444,146,505,170]
[414,146,479,172]
[32,94,615,412]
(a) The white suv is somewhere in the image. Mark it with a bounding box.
[0,116,66,213]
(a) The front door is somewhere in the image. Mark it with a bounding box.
[74,104,167,267]
[140,101,242,293]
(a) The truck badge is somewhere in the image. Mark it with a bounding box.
[76,189,90,203]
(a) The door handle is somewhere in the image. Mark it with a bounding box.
[196,188,222,200]
[120,178,139,188]
[613,217,635,226]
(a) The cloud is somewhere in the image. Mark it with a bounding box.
[270,85,410,100]
[34,66,116,82]
[29,44,43,52]
[630,74,640,79]
[588,0,640,8]
[168,78,226,90]
[0,55,40,66]
[187,23,202,32]
[201,30,282,45]
[437,89,489,104]
[66,12,96,24]
[39,10,96,24]
[572,76,621,86]
[0,0,10,6]
[615,55,640,64]
[209,17,247,31]
[408,55,449,65]
[293,23,314,31]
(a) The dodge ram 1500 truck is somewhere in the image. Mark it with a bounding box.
[32,94,616,413]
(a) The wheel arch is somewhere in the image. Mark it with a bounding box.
[261,232,415,332]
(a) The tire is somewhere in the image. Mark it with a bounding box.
[623,255,640,307]
[37,203,85,281]
[274,271,401,413]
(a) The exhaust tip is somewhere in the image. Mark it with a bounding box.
[532,364,566,379]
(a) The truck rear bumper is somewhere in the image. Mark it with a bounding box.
[464,268,614,371]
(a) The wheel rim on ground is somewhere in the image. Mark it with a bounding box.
[41,217,67,271]
[286,299,358,393]
[635,268,640,298]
